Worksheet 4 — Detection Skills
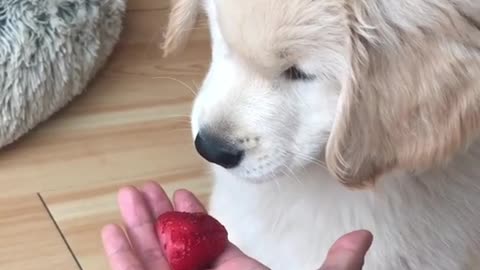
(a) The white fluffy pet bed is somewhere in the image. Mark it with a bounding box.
[0,0,126,148]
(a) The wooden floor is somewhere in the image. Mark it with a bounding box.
[0,1,212,269]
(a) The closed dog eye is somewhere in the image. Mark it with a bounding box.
[283,66,314,81]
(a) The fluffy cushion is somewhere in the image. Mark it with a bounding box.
[0,0,126,148]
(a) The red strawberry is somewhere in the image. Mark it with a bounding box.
[155,211,229,270]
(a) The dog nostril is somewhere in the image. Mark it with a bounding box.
[194,133,244,169]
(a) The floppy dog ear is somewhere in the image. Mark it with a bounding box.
[325,3,480,188]
[162,0,200,57]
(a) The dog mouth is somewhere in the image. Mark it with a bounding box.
[221,150,297,183]
[192,129,318,182]
[192,136,291,181]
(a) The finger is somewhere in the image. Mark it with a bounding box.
[140,181,173,219]
[118,186,170,270]
[101,224,144,270]
[213,243,269,270]
[173,189,207,213]
[319,230,373,270]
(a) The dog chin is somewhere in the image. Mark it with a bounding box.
[224,168,286,184]
[217,154,298,184]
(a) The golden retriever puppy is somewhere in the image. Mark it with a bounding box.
[164,0,480,269]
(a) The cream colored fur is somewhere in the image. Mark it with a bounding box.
[163,0,480,269]
[162,0,200,57]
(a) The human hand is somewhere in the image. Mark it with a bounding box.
[101,181,372,270]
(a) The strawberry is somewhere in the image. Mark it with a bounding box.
[155,211,229,270]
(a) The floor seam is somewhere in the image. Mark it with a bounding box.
[37,193,84,270]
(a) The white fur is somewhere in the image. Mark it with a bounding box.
[189,1,480,269]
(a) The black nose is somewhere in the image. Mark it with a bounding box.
[194,133,244,169]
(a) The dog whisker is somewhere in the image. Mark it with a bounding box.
[283,164,303,186]
[149,76,198,97]
[161,114,191,119]
[191,79,201,91]
[297,153,326,166]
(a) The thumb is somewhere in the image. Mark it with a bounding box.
[319,230,373,270]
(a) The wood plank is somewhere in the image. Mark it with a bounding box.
[42,176,212,270]
[0,195,78,270]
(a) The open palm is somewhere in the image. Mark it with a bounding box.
[101,182,372,270]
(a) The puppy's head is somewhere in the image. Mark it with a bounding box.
[164,0,480,186]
